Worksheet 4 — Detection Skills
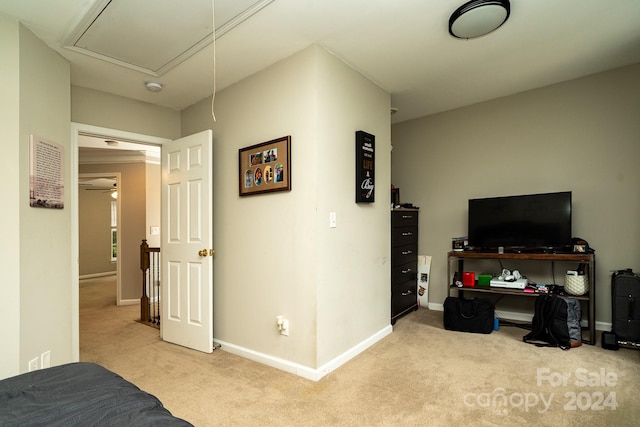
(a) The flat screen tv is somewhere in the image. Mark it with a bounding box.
[468,191,572,251]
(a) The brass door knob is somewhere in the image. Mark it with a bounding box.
[198,249,215,257]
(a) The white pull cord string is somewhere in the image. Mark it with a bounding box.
[210,0,217,122]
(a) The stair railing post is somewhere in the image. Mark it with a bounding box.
[140,239,150,322]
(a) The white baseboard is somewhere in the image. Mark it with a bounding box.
[79,272,116,280]
[214,325,393,382]
[596,321,612,332]
[118,299,138,306]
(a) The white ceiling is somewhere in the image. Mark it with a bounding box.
[1,0,639,124]
[77,134,160,164]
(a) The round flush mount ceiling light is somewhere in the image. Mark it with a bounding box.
[145,81,163,92]
[449,0,510,39]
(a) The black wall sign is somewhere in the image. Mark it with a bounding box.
[355,130,375,203]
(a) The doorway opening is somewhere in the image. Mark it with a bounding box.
[71,122,170,361]
[78,172,120,301]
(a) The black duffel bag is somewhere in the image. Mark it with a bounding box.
[443,296,494,334]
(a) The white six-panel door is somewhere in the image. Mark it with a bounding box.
[161,130,213,353]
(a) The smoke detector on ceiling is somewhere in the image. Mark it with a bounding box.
[145,82,163,92]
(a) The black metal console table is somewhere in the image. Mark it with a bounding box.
[447,251,596,345]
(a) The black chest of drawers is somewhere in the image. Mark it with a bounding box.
[391,209,419,324]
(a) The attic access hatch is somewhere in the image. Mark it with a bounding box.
[63,0,274,76]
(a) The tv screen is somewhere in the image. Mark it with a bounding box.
[468,191,572,250]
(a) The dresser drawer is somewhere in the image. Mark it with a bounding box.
[391,226,417,247]
[390,209,418,323]
[392,261,417,284]
[392,243,417,266]
[392,281,417,316]
[392,210,418,228]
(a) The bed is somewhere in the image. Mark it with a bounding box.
[0,362,193,426]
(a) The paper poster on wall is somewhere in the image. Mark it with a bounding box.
[29,134,64,209]
[417,255,432,307]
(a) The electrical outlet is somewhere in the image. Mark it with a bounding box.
[41,350,51,368]
[329,212,337,228]
[28,357,39,372]
[276,315,289,336]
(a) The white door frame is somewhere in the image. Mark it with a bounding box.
[70,122,171,361]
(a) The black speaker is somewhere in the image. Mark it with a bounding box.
[601,331,619,351]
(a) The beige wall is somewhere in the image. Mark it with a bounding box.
[0,19,73,379]
[19,24,73,375]
[0,14,23,379]
[181,45,390,372]
[79,189,117,276]
[391,64,640,326]
[145,162,161,247]
[314,47,392,365]
[71,86,181,140]
[80,163,147,302]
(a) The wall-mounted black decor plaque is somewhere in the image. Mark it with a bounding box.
[355,130,375,203]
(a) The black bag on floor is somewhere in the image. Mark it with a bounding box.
[443,297,494,334]
[523,295,582,350]
[611,269,640,342]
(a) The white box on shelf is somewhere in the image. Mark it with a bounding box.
[417,255,432,307]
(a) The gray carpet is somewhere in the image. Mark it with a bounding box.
[80,276,640,426]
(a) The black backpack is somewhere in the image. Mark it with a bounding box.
[523,295,582,350]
